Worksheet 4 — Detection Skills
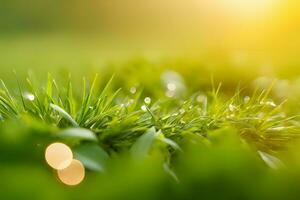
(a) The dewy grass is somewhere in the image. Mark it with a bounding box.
[0,74,299,169]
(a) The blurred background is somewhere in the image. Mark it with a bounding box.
[1,0,300,81]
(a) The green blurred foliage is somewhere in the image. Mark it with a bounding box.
[2,122,300,200]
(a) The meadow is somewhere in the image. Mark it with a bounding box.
[2,1,300,199]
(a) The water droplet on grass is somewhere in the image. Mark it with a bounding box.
[229,104,237,112]
[165,90,175,98]
[167,83,177,91]
[196,95,206,103]
[141,105,147,111]
[144,97,151,104]
[130,87,137,94]
[179,109,185,114]
[244,96,250,103]
[23,92,35,101]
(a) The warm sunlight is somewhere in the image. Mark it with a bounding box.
[2,1,300,199]
[219,0,280,18]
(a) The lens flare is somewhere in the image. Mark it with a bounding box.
[45,142,73,170]
[57,159,85,186]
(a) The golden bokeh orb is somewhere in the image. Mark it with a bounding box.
[57,159,85,186]
[45,142,73,170]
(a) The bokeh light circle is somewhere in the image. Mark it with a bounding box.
[57,159,85,186]
[45,142,73,170]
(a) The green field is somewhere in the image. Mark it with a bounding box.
[2,1,300,199]
[1,36,300,199]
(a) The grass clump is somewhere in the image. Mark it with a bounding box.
[0,74,298,159]
[1,73,300,200]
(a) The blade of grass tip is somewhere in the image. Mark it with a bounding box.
[256,80,276,105]
[145,106,157,125]
[26,77,44,113]
[261,80,276,101]
[45,73,56,112]
[89,74,98,100]
[80,74,98,122]
[0,83,18,115]
[17,86,25,111]
[0,80,13,101]
[258,151,284,169]
[249,86,260,105]
[99,74,115,99]
[0,108,14,119]
[163,163,179,183]
[50,103,79,127]
[234,83,245,104]
[260,100,288,128]
[257,88,266,101]
[94,74,115,114]
[215,82,222,97]
[82,77,87,104]
[13,70,26,111]
[210,75,222,101]
[157,132,182,151]
[65,74,74,114]
[226,88,243,109]
[77,77,87,122]
[52,79,64,106]
[0,96,18,116]
[130,88,143,111]
[47,73,53,99]
[267,99,287,116]
[0,79,18,110]
[101,88,122,112]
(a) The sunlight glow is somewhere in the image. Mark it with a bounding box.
[219,0,279,18]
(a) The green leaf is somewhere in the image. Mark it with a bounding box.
[163,163,179,183]
[131,127,157,159]
[57,128,98,142]
[74,143,109,172]
[258,151,284,169]
[158,137,182,151]
[50,103,78,127]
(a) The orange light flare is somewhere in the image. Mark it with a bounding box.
[45,142,73,170]
[57,159,85,186]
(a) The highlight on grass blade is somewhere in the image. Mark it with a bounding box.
[131,127,157,159]
[157,135,182,151]
[163,163,179,183]
[258,151,285,170]
[50,103,79,127]
[57,128,98,142]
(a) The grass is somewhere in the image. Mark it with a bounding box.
[1,74,299,159]
[1,71,300,199]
